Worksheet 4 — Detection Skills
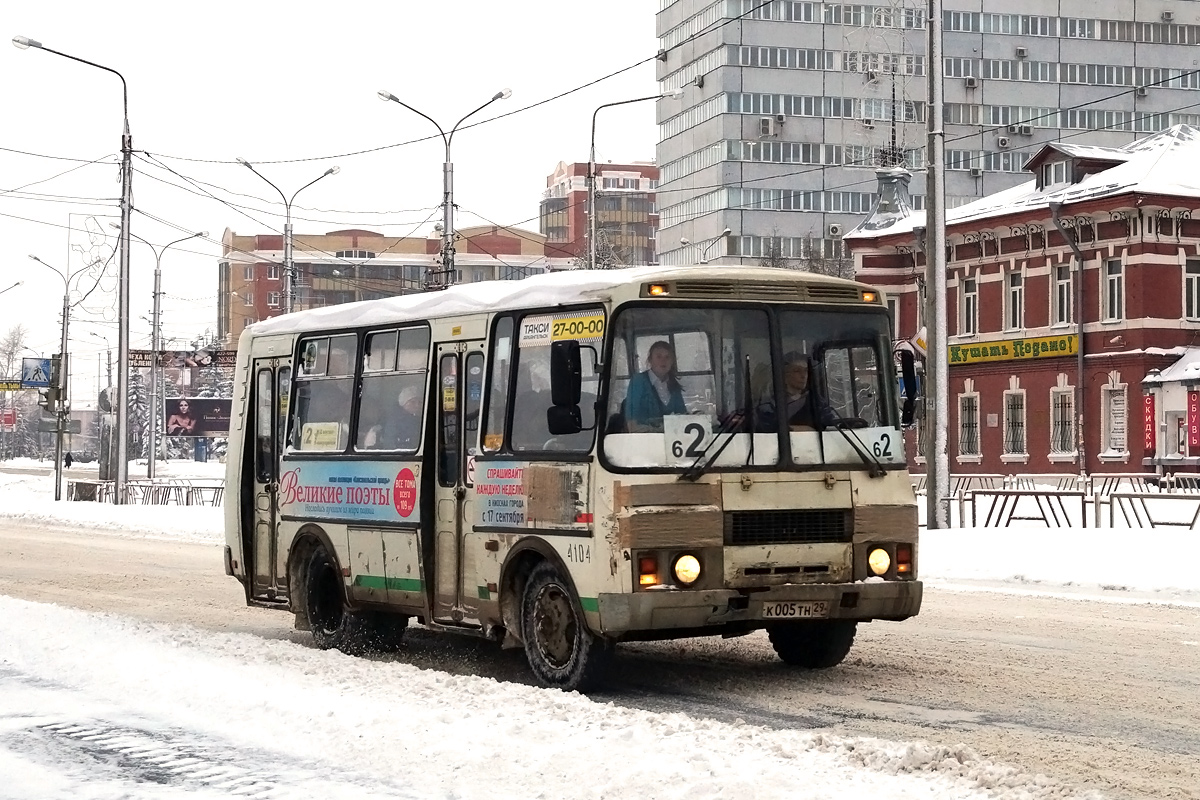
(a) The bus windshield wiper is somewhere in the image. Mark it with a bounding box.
[824,418,886,478]
[680,356,755,482]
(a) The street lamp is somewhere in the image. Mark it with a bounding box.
[588,89,684,270]
[113,226,206,479]
[15,34,134,505]
[378,88,512,289]
[236,160,338,314]
[28,255,94,501]
[0,281,21,296]
[679,228,732,265]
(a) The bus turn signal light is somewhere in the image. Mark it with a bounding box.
[639,555,659,586]
[895,544,912,574]
[862,291,877,303]
[648,283,669,296]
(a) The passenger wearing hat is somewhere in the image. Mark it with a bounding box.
[363,383,424,450]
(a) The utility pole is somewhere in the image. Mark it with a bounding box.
[924,0,950,528]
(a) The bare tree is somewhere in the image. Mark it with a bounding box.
[0,324,28,378]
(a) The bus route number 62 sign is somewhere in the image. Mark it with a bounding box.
[664,415,713,466]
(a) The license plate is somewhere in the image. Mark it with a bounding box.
[760,600,830,619]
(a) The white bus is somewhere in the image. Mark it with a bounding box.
[224,266,921,690]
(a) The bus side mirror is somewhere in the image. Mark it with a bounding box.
[547,405,582,436]
[550,340,582,406]
[899,349,918,427]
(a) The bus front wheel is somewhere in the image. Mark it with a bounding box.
[521,561,609,691]
[304,546,407,655]
[767,620,857,668]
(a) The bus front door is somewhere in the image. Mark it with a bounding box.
[431,341,486,626]
[248,358,291,602]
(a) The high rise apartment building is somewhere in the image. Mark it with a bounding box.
[539,161,660,266]
[655,0,1200,266]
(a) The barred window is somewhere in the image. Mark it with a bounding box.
[1051,388,1076,453]
[959,393,980,456]
[1003,391,1026,454]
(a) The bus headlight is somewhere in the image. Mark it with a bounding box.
[673,554,701,586]
[867,548,891,576]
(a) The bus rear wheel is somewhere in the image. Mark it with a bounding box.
[767,620,857,669]
[521,561,609,691]
[304,546,407,655]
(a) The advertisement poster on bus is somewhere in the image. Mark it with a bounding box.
[474,461,526,526]
[279,460,421,524]
[164,398,232,437]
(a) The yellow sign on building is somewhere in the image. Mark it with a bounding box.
[949,334,1078,365]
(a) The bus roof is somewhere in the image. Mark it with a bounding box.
[248,265,872,337]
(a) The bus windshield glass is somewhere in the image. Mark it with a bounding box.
[602,304,901,470]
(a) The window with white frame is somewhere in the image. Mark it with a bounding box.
[1053,264,1072,325]
[1005,269,1024,330]
[1050,382,1077,454]
[267,264,280,281]
[1103,258,1124,321]
[243,265,254,281]
[267,292,281,308]
[1002,379,1027,457]
[960,276,978,334]
[1100,372,1128,456]
[1186,260,1200,320]
[243,293,254,307]
[958,379,980,458]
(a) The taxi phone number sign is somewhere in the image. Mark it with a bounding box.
[279,460,420,523]
[520,310,605,346]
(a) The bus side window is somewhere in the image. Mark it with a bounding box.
[463,351,484,484]
[482,316,514,452]
[291,333,357,452]
[355,327,430,452]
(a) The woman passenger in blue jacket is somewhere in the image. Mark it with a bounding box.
[623,340,687,431]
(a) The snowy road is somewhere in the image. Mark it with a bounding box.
[1,521,1197,798]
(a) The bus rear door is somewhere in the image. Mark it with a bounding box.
[247,358,291,602]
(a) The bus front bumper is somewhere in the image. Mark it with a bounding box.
[595,580,922,635]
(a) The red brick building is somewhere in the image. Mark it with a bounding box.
[538,161,659,266]
[847,126,1200,475]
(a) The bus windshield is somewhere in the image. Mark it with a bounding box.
[602,304,901,471]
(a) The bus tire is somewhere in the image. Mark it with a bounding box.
[304,546,409,655]
[521,561,609,691]
[767,620,857,668]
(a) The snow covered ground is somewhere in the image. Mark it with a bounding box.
[0,464,1193,798]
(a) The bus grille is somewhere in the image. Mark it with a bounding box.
[724,509,851,546]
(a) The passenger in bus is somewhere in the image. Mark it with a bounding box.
[363,384,423,450]
[623,340,687,432]
[758,353,835,430]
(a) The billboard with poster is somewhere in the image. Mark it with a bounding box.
[164,397,232,437]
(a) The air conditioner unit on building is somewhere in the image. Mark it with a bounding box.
[865,69,878,82]
[1137,85,1149,97]
[827,223,844,237]
[775,113,785,123]
[970,167,984,177]
[759,116,779,137]
[997,135,1012,149]
[1007,124,1021,134]
[1162,10,1174,22]
[964,76,978,89]
[1015,46,1028,58]
[862,118,875,128]
[1018,124,1033,135]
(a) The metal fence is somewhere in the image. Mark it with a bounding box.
[67,478,224,506]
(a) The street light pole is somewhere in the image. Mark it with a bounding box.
[679,228,732,265]
[28,255,91,501]
[236,161,339,314]
[378,88,512,289]
[14,34,134,505]
[588,90,683,270]
[123,229,206,478]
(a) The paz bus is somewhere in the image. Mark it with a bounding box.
[224,266,922,691]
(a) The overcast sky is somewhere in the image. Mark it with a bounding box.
[2,1,660,401]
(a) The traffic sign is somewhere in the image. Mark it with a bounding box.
[21,358,51,388]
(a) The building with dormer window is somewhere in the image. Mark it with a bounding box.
[847,125,1200,475]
